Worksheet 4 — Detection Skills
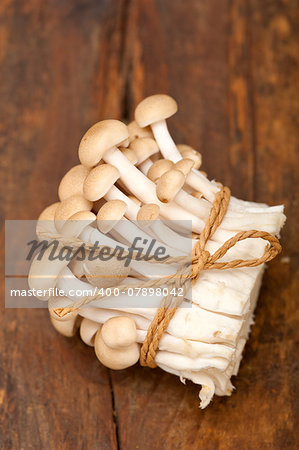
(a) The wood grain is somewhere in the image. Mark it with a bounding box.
[1,0,298,449]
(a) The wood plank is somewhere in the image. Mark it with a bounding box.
[1,0,298,448]
[0,0,128,448]
[111,1,299,449]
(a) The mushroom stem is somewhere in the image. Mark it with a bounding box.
[103,147,205,233]
[151,120,182,162]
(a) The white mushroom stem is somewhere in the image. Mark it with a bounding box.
[57,267,251,346]
[151,120,182,161]
[140,155,284,233]
[78,228,181,279]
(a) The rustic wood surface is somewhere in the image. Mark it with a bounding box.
[0,0,298,448]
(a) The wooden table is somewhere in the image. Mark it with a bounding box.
[1,1,298,448]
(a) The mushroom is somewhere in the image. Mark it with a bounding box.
[83,256,130,289]
[133,95,221,202]
[96,199,127,234]
[177,144,202,170]
[54,195,92,232]
[80,318,101,346]
[120,147,138,165]
[28,247,76,300]
[137,203,160,226]
[101,316,137,349]
[128,120,153,143]
[136,203,191,254]
[78,120,206,233]
[83,164,120,202]
[60,210,96,238]
[147,159,174,182]
[156,169,186,203]
[36,202,60,240]
[174,158,194,177]
[58,165,90,201]
[79,120,129,168]
[48,297,81,337]
[129,138,159,165]
[94,329,140,370]
[135,94,182,161]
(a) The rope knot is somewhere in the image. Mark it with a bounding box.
[192,249,210,281]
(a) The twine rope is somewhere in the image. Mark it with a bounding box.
[139,187,281,367]
[47,187,281,367]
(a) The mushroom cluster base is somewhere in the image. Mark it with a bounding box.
[30,94,286,408]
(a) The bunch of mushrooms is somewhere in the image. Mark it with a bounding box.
[30,95,285,408]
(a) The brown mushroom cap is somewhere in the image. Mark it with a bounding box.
[128,120,153,142]
[96,199,127,234]
[174,158,195,177]
[61,210,96,238]
[137,203,160,224]
[135,94,178,128]
[130,138,159,164]
[177,144,202,170]
[49,297,82,337]
[36,202,60,238]
[78,120,129,168]
[120,147,138,165]
[29,249,74,300]
[83,164,120,202]
[94,330,140,370]
[101,316,137,349]
[54,195,93,232]
[58,165,90,201]
[156,169,185,203]
[84,256,130,289]
[92,198,106,214]
[147,159,174,182]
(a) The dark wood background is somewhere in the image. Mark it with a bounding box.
[1,0,298,448]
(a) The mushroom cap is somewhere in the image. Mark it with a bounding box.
[135,94,178,128]
[84,256,130,289]
[92,197,106,214]
[130,138,159,164]
[147,159,174,182]
[80,318,101,346]
[68,257,86,278]
[36,202,60,238]
[97,199,127,234]
[137,203,160,223]
[48,296,78,321]
[61,210,96,238]
[58,165,90,201]
[54,195,93,232]
[101,316,137,349]
[94,330,140,370]
[83,164,120,202]
[177,144,202,170]
[128,120,153,142]
[28,249,73,300]
[174,158,195,177]
[79,120,129,168]
[120,147,138,165]
[50,315,81,337]
[156,169,185,203]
